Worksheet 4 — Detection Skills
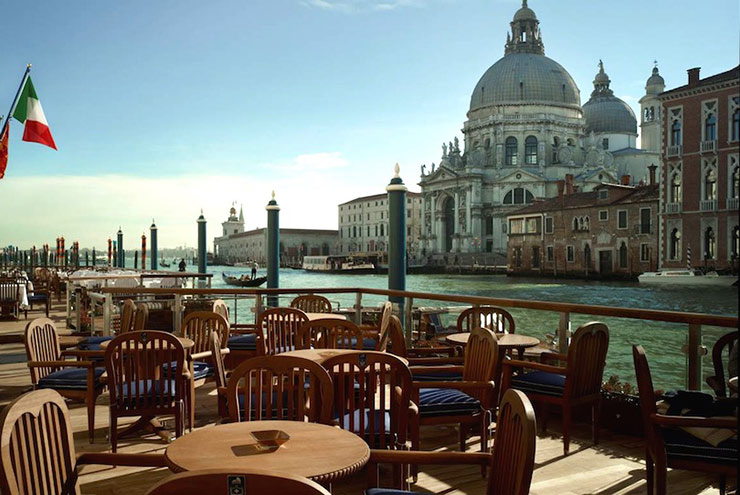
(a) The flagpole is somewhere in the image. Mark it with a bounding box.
[1,64,31,135]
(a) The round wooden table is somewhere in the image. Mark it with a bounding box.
[281,348,408,365]
[165,420,370,483]
[99,336,194,350]
[305,312,347,321]
[446,332,540,359]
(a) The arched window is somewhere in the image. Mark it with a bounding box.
[505,137,518,166]
[572,217,578,231]
[484,137,491,149]
[578,217,584,230]
[704,227,715,259]
[669,228,680,260]
[380,224,385,237]
[353,226,357,237]
[732,226,740,260]
[619,242,628,268]
[733,108,740,141]
[732,168,740,199]
[525,136,538,165]
[552,137,560,163]
[566,138,575,146]
[503,188,534,205]
[705,169,717,200]
[671,120,682,146]
[704,113,717,141]
[670,174,682,203]
[584,216,590,231]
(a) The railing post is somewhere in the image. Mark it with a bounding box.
[65,283,72,328]
[355,292,363,325]
[75,287,82,333]
[687,323,702,390]
[103,293,112,337]
[405,297,413,345]
[254,292,263,323]
[173,294,182,335]
[558,312,570,355]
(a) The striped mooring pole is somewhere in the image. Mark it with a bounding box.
[266,191,280,307]
[150,220,158,271]
[117,228,124,268]
[687,244,691,270]
[386,163,407,321]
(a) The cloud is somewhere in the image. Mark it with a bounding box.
[300,0,425,13]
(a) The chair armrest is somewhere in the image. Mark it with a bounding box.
[502,359,567,375]
[408,365,464,375]
[28,360,94,369]
[540,352,568,364]
[188,351,212,361]
[369,449,491,466]
[61,349,104,359]
[651,413,739,429]
[409,347,456,357]
[77,452,167,467]
[408,357,464,366]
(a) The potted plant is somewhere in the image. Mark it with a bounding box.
[599,375,663,437]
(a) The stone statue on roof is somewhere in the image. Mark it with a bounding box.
[441,142,447,158]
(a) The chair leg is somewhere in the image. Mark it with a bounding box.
[110,412,118,453]
[411,416,420,482]
[562,404,571,456]
[87,394,96,444]
[592,399,601,445]
[655,458,667,495]
[645,455,654,495]
[175,401,184,438]
[719,475,726,495]
[459,423,467,451]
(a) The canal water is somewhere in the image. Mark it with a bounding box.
[205,265,737,392]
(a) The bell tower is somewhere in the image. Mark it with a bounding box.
[639,62,665,152]
[505,0,545,55]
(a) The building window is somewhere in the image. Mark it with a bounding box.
[485,216,493,236]
[545,217,553,234]
[705,113,717,141]
[640,244,650,262]
[532,247,540,268]
[505,137,518,166]
[670,174,682,203]
[375,225,378,236]
[552,136,560,163]
[732,226,740,261]
[509,218,524,234]
[353,226,357,237]
[602,138,609,150]
[599,210,608,221]
[669,228,680,260]
[367,226,370,236]
[503,188,534,205]
[524,136,537,165]
[705,169,717,200]
[546,245,554,262]
[566,245,575,262]
[598,189,608,200]
[704,227,715,259]
[671,120,682,146]
[617,210,627,229]
[619,242,628,268]
[380,224,385,236]
[733,105,740,141]
[572,217,579,231]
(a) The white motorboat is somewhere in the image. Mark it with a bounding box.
[638,269,737,286]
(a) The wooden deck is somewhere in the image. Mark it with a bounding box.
[0,305,730,495]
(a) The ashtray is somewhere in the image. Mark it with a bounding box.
[250,429,290,448]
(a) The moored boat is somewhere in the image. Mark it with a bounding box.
[302,255,377,274]
[638,269,737,286]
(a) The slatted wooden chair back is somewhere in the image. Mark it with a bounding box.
[564,322,609,399]
[457,306,515,334]
[462,327,499,384]
[182,311,230,355]
[375,302,393,352]
[226,355,333,424]
[387,315,408,359]
[632,345,665,461]
[119,299,137,334]
[0,389,78,495]
[212,299,230,325]
[0,282,20,319]
[296,319,363,350]
[256,307,309,355]
[134,303,149,331]
[707,332,738,398]
[290,294,332,314]
[24,318,62,384]
[146,468,331,495]
[323,351,413,449]
[210,332,228,390]
[487,389,537,495]
[105,331,186,414]
[34,268,52,290]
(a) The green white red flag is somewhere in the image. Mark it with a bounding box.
[0,124,8,179]
[12,76,57,150]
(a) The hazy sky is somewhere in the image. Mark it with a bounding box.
[1,0,738,249]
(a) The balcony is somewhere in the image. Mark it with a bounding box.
[666,145,682,158]
[700,199,717,211]
[727,197,739,210]
[700,140,717,153]
[665,202,681,214]
[633,223,653,235]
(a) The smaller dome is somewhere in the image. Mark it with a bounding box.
[645,65,665,95]
[513,4,537,21]
[229,206,236,215]
[583,97,637,134]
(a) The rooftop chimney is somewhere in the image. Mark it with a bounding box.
[648,164,657,185]
[557,180,565,205]
[565,174,574,195]
[687,67,701,87]
[621,175,631,186]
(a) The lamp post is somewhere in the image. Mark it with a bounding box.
[266,192,280,307]
[386,163,407,322]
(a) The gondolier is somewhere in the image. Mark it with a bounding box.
[251,261,258,280]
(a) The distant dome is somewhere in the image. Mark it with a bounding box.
[513,1,537,21]
[645,65,665,95]
[582,60,637,134]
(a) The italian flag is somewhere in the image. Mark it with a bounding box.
[0,124,8,179]
[12,76,57,150]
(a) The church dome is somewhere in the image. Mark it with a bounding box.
[582,60,637,134]
[469,2,580,113]
[645,65,665,95]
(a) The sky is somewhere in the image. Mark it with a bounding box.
[1,0,738,249]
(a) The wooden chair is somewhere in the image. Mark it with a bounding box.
[323,351,415,452]
[296,318,364,350]
[457,306,515,334]
[179,311,230,427]
[366,389,537,495]
[104,330,187,452]
[79,298,142,352]
[502,321,609,455]
[210,332,231,420]
[147,469,330,495]
[212,298,230,324]
[134,302,149,330]
[706,332,738,398]
[225,355,333,424]
[24,317,105,443]
[0,281,20,320]
[0,389,166,495]
[120,298,137,333]
[255,307,309,355]
[633,345,737,495]
[387,315,458,365]
[374,301,394,352]
[28,269,50,317]
[290,294,332,313]
[411,327,499,457]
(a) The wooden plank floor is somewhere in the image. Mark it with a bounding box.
[0,306,731,495]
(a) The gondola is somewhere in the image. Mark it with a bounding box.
[222,272,267,287]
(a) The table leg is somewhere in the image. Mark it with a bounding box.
[114,416,176,443]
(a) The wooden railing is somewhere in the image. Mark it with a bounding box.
[94,286,738,391]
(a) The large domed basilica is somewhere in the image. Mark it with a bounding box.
[419,0,663,256]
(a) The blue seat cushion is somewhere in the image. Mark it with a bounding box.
[120,379,178,404]
[228,334,257,351]
[346,337,379,350]
[663,428,738,465]
[228,333,257,351]
[510,371,565,397]
[418,388,480,417]
[412,369,463,382]
[163,361,214,380]
[78,336,114,351]
[38,367,105,390]
[28,294,48,302]
[366,489,430,495]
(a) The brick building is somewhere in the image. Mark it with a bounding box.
[506,175,658,279]
[659,66,739,272]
